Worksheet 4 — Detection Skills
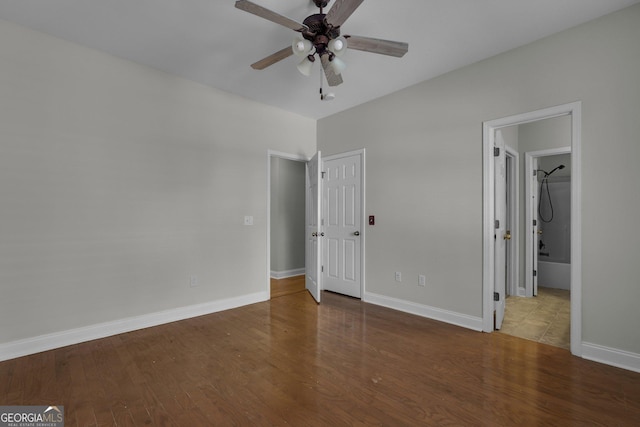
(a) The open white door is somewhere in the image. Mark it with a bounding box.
[323,152,362,298]
[494,131,507,330]
[305,151,322,303]
[532,157,540,297]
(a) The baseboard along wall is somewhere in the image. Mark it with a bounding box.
[364,291,640,374]
[2,289,639,374]
[0,291,269,362]
[270,268,305,279]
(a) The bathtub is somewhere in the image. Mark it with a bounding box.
[538,261,571,290]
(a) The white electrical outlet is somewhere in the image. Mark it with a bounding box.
[395,272,402,282]
[190,275,199,287]
[419,275,426,287]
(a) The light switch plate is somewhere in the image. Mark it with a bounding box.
[244,216,253,226]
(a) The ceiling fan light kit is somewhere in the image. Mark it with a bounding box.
[328,36,347,56]
[297,55,316,76]
[235,0,408,97]
[292,37,314,57]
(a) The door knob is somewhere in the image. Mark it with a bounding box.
[320,232,325,237]
[537,230,543,235]
[504,231,512,240]
[312,232,318,237]
[353,231,360,236]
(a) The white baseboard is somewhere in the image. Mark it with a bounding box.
[581,342,640,373]
[270,268,305,279]
[363,291,484,332]
[0,291,269,362]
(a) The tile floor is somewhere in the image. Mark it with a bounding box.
[498,287,570,350]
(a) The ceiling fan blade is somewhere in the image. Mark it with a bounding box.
[320,54,344,87]
[345,35,408,57]
[325,0,364,28]
[235,0,308,32]
[250,46,294,70]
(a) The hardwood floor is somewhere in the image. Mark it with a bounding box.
[270,275,305,298]
[1,290,639,426]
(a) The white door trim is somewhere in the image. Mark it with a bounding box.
[266,150,310,298]
[494,130,507,330]
[482,101,582,356]
[323,149,366,299]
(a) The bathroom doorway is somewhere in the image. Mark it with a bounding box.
[483,102,582,355]
[502,150,571,349]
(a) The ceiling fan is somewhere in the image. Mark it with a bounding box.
[235,0,408,89]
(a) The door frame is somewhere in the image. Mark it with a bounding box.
[525,147,571,298]
[482,101,582,356]
[494,130,507,330]
[322,149,366,299]
[266,150,310,297]
[505,147,520,297]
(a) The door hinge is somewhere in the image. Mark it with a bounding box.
[494,147,500,157]
[533,169,537,176]
[533,219,537,226]
[494,219,500,229]
[494,292,500,301]
[321,265,324,272]
[321,171,326,179]
[533,270,537,277]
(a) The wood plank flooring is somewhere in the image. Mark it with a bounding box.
[270,275,306,298]
[1,290,639,426]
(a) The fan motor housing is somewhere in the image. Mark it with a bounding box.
[302,13,341,51]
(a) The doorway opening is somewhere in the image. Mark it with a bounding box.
[267,149,366,303]
[483,102,582,356]
[504,147,572,349]
[267,151,308,299]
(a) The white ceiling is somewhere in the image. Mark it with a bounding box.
[1,0,638,119]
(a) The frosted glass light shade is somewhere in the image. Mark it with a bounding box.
[328,36,348,56]
[330,56,347,74]
[292,38,313,57]
[297,56,315,76]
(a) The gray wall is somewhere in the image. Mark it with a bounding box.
[0,18,316,345]
[318,5,640,354]
[270,157,306,275]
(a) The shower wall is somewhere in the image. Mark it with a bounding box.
[537,173,571,290]
[538,176,571,264]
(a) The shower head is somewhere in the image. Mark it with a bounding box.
[548,164,565,175]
